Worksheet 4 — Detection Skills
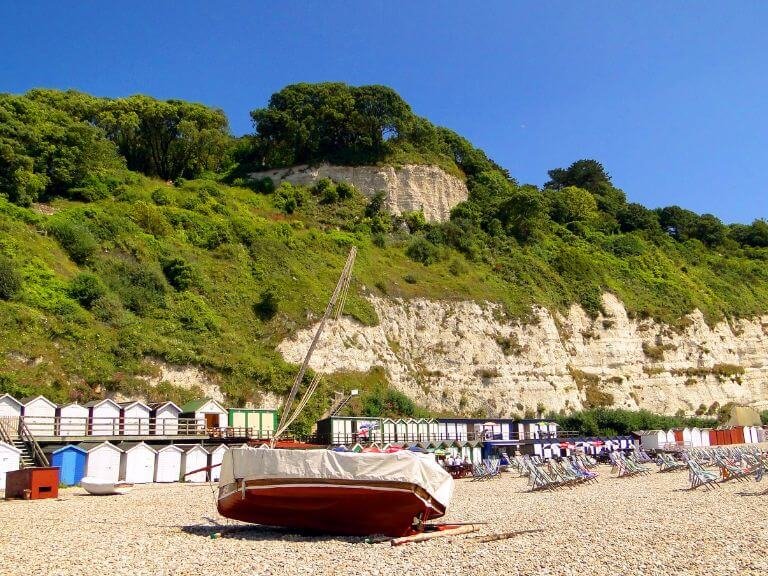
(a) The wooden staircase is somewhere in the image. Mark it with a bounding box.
[0,417,48,468]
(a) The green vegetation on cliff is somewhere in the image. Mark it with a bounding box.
[2,83,768,430]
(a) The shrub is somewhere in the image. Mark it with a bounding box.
[336,181,354,200]
[448,258,467,276]
[405,237,440,265]
[0,256,21,300]
[48,219,98,265]
[151,187,172,205]
[273,183,307,214]
[132,202,171,237]
[253,287,279,320]
[161,257,194,291]
[404,274,417,284]
[403,210,427,233]
[68,272,107,308]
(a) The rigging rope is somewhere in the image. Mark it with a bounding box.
[271,247,357,446]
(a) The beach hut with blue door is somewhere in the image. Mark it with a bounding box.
[47,444,87,486]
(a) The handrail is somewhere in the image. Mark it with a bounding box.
[0,418,13,445]
[18,418,49,467]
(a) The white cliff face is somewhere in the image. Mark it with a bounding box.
[248,164,468,222]
[277,293,768,416]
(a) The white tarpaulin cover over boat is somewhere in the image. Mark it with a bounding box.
[220,447,453,508]
[217,447,454,535]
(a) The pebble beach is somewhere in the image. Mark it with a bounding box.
[2,466,767,576]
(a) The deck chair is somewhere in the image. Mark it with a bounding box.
[687,460,719,491]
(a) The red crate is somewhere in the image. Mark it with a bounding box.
[5,467,59,500]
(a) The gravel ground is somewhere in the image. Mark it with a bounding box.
[1,465,767,576]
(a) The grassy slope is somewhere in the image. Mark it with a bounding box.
[2,173,768,432]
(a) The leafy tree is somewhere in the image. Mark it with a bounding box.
[497,186,549,241]
[730,219,768,247]
[545,159,612,194]
[548,186,598,226]
[617,202,660,233]
[694,214,726,247]
[657,205,699,241]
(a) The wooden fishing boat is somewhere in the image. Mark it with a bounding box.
[217,447,454,536]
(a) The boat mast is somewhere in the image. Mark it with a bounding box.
[271,246,357,446]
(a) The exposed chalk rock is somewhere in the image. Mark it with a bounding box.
[248,163,468,222]
[277,293,768,416]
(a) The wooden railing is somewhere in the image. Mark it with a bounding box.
[16,415,275,440]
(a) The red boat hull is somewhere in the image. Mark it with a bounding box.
[218,478,445,536]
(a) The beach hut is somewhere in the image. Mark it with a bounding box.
[79,441,122,482]
[57,402,88,436]
[682,428,692,447]
[757,427,767,443]
[640,430,666,451]
[709,429,719,446]
[120,401,151,435]
[209,444,227,482]
[0,441,21,490]
[665,430,675,448]
[179,445,209,483]
[0,394,22,421]
[86,399,121,436]
[117,442,156,483]
[47,445,87,486]
[228,408,278,439]
[689,428,701,448]
[732,426,745,444]
[154,444,184,482]
[699,428,711,447]
[381,418,397,444]
[21,395,57,436]
[395,419,407,442]
[179,399,227,432]
[426,420,439,442]
[404,419,419,443]
[150,402,181,436]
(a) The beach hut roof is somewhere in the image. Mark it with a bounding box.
[44,444,87,456]
[180,398,227,413]
[176,444,209,454]
[148,401,182,412]
[84,398,121,409]
[77,441,122,453]
[0,441,22,454]
[118,400,150,410]
[20,395,57,409]
[152,444,185,453]
[116,441,157,453]
[0,393,23,409]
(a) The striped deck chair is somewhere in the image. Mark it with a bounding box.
[687,460,719,491]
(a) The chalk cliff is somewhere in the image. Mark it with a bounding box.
[248,164,468,222]
[278,293,768,416]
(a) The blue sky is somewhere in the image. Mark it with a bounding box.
[1,2,766,223]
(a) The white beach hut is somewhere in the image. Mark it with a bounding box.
[119,401,151,435]
[179,399,227,432]
[757,427,767,443]
[21,395,57,436]
[689,428,702,448]
[682,428,692,447]
[150,402,181,436]
[80,441,123,482]
[118,442,157,483]
[640,430,666,451]
[209,444,227,482]
[180,444,209,483]
[86,399,121,436]
[699,428,712,447]
[745,426,757,444]
[57,402,88,436]
[382,419,397,444]
[395,419,407,442]
[154,444,184,482]
[665,430,676,448]
[404,419,419,443]
[0,394,22,421]
[0,441,22,490]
